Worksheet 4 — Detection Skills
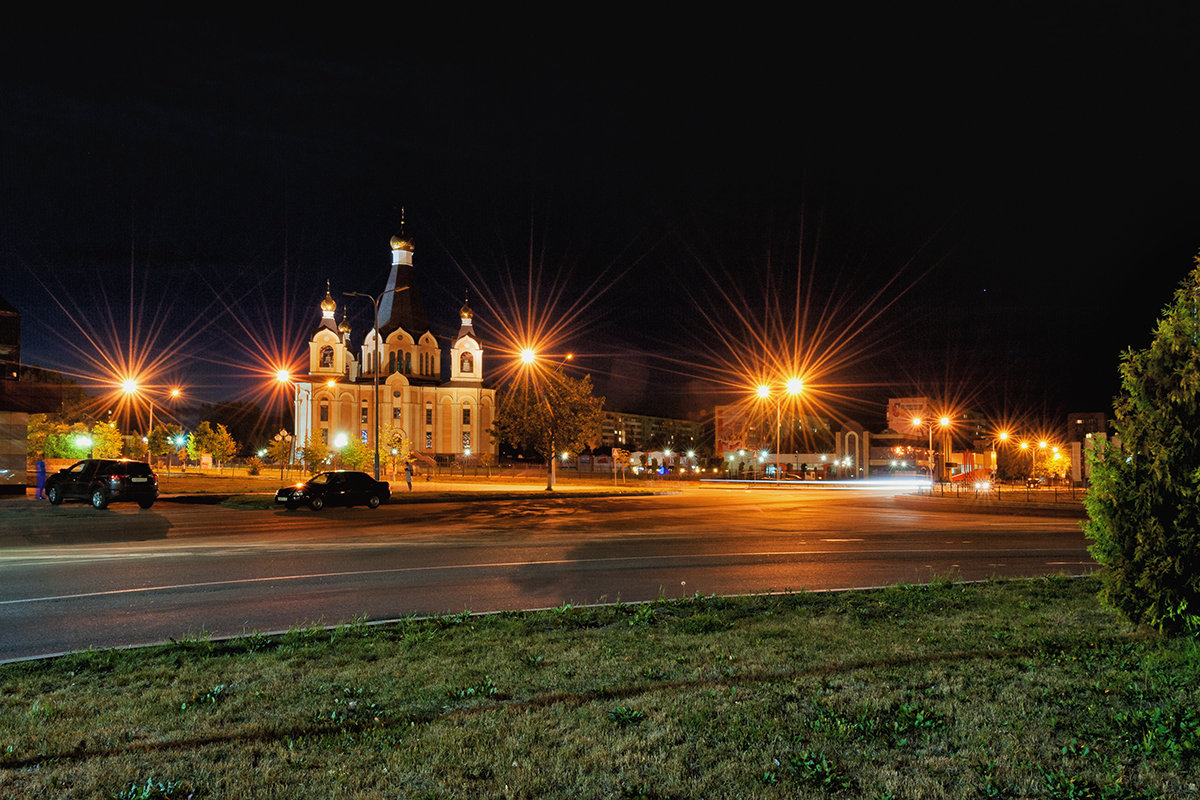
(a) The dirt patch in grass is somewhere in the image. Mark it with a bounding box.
[2,577,1197,798]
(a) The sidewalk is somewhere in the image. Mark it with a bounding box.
[0,478,677,510]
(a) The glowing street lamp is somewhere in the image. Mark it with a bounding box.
[516,347,575,491]
[911,415,952,483]
[274,429,294,480]
[756,377,803,479]
[122,380,183,464]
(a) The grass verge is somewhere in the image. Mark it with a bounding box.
[2,576,1197,798]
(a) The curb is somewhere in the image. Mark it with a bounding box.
[893,493,1087,519]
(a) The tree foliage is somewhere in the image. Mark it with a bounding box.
[28,415,124,460]
[185,421,238,467]
[266,433,292,465]
[300,435,330,470]
[1084,254,1200,634]
[88,422,124,459]
[337,437,373,471]
[493,372,604,463]
[149,425,187,459]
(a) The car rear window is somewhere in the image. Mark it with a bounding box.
[108,462,154,477]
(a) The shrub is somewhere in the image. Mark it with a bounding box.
[1084,254,1200,634]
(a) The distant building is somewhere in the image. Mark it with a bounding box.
[291,230,496,465]
[599,410,706,454]
[1067,412,1108,485]
[1066,411,1107,443]
[0,293,63,493]
[0,293,19,381]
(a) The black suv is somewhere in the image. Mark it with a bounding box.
[45,459,159,509]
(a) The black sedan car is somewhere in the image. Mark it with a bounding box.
[45,459,159,509]
[275,470,390,511]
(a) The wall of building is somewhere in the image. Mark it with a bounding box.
[0,411,28,493]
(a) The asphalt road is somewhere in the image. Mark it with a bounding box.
[0,486,1093,662]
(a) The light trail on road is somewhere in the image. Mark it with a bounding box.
[0,487,1094,662]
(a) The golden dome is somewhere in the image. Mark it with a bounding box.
[390,234,414,252]
[338,314,352,335]
[320,280,336,313]
[460,298,474,320]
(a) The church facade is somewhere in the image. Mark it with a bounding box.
[292,233,495,465]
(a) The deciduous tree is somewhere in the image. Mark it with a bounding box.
[493,372,603,490]
[300,435,329,470]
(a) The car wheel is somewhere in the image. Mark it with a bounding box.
[309,496,325,511]
[47,486,63,505]
[91,488,109,509]
[367,494,381,509]
[137,498,155,509]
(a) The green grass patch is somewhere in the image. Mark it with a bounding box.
[2,577,1198,798]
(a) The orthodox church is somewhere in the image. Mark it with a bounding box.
[292,231,495,464]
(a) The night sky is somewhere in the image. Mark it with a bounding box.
[3,15,1199,431]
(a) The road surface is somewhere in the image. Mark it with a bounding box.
[0,485,1093,661]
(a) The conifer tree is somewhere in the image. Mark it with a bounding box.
[1085,254,1200,634]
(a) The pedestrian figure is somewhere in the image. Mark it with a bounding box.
[405,460,414,491]
[35,457,47,499]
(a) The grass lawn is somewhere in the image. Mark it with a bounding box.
[2,576,1197,799]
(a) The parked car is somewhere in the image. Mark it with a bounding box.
[275,470,390,511]
[45,459,159,509]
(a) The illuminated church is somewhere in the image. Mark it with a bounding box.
[292,231,495,464]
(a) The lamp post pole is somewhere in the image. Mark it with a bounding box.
[345,287,409,481]
[912,416,951,486]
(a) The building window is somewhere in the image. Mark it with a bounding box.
[320,428,328,445]
[319,402,329,422]
[320,345,334,368]
[361,430,368,444]
[389,352,395,374]
[462,407,471,425]
[361,401,369,424]
[393,408,402,419]
[425,403,433,425]
[462,431,471,448]
[460,352,474,374]
[405,352,412,373]
[425,431,432,449]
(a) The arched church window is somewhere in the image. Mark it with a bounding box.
[389,352,395,374]
[460,352,474,374]
[320,346,334,368]
[405,352,412,374]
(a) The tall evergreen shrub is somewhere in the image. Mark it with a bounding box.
[1085,255,1200,634]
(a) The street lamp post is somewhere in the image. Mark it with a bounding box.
[516,349,574,491]
[756,377,802,479]
[122,382,182,465]
[273,429,293,480]
[344,287,409,481]
[911,415,952,485]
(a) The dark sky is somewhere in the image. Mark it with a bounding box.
[3,14,1199,429]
